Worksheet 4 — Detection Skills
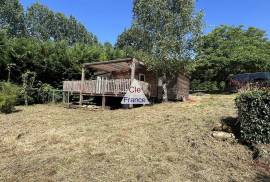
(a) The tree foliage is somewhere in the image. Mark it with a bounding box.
[25,3,98,45]
[116,25,152,52]
[117,0,203,76]
[116,0,203,101]
[0,1,128,88]
[0,1,97,45]
[21,71,36,106]
[0,30,10,80]
[0,0,26,36]
[0,82,20,113]
[192,25,270,85]
[0,37,127,87]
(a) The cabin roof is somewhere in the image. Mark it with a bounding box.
[83,58,145,72]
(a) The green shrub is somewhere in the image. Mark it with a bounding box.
[36,83,62,104]
[219,81,226,91]
[0,82,20,113]
[0,94,17,113]
[15,82,60,105]
[190,79,200,90]
[236,90,270,143]
[37,83,54,103]
[190,80,219,91]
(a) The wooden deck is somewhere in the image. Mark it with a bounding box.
[63,78,150,96]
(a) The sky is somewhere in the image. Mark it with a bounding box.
[20,0,270,44]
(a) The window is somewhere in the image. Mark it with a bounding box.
[139,73,145,81]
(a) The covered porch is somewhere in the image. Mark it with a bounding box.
[62,58,151,108]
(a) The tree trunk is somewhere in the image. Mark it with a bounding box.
[24,92,28,106]
[162,74,168,102]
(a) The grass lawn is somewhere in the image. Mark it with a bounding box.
[0,94,264,181]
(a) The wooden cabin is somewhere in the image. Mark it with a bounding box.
[63,58,189,108]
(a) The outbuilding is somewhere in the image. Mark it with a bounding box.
[63,58,190,108]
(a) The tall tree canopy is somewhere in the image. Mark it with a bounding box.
[2,37,127,87]
[25,3,55,40]
[25,3,98,45]
[116,25,152,52]
[192,25,270,84]
[117,0,203,100]
[0,0,25,36]
[0,31,10,80]
[0,1,127,86]
[119,0,203,71]
[0,1,98,44]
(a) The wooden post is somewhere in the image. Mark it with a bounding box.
[67,91,70,106]
[7,67,11,82]
[129,58,136,108]
[7,63,15,83]
[62,91,65,104]
[52,90,55,104]
[79,67,85,106]
[102,95,106,110]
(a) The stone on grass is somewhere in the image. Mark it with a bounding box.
[212,131,235,140]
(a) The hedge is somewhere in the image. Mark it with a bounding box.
[236,90,270,144]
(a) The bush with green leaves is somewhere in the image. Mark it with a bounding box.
[37,83,56,103]
[236,90,270,143]
[190,80,219,91]
[0,82,20,113]
[219,81,226,91]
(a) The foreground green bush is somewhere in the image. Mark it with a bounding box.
[0,82,20,114]
[236,90,270,143]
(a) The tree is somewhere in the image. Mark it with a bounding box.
[192,25,270,85]
[66,15,98,45]
[119,0,203,101]
[22,71,36,106]
[9,37,41,83]
[0,1,129,88]
[0,0,26,36]
[0,30,10,81]
[116,25,152,52]
[25,3,55,40]
[25,3,98,45]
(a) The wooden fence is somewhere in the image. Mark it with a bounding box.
[63,78,149,95]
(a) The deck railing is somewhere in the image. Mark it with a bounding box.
[63,79,149,95]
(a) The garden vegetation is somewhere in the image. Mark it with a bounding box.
[236,90,270,144]
[0,82,19,113]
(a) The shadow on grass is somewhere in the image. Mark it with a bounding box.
[14,109,23,113]
[220,116,256,147]
[1,109,23,115]
[221,116,241,139]
[190,90,235,95]
[256,173,270,182]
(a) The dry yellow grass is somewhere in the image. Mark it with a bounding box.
[0,94,262,181]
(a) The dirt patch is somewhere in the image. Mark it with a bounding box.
[0,94,259,181]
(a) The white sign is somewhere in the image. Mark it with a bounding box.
[121,79,150,105]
